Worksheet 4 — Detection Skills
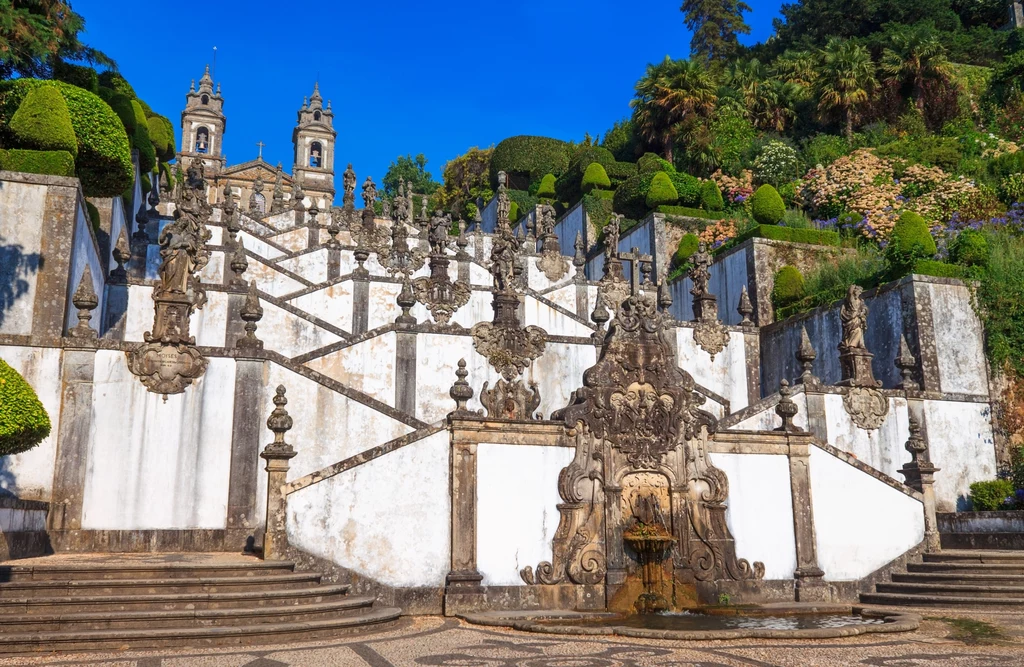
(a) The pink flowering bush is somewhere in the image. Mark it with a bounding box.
[711,170,753,205]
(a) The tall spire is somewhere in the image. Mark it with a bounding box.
[198,64,214,93]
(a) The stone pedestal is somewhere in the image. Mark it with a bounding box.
[48,347,97,532]
[838,346,879,387]
[445,440,484,614]
[787,436,829,601]
[261,386,296,561]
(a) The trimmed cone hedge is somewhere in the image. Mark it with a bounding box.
[0,358,51,456]
[772,265,806,308]
[10,86,78,157]
[0,148,76,177]
[750,184,785,225]
[701,179,724,211]
[536,173,556,199]
[887,211,937,271]
[646,171,678,208]
[582,162,611,193]
[0,79,132,196]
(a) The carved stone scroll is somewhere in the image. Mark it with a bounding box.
[843,386,889,431]
[535,204,568,282]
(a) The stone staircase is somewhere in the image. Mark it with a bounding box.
[0,552,401,654]
[861,550,1024,607]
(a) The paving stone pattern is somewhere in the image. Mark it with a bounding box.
[2,613,1023,666]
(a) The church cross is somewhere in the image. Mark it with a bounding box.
[256,141,265,159]
[619,246,652,296]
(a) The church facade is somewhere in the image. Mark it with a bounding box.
[177,65,336,211]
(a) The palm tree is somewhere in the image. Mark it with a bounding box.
[631,58,717,164]
[752,79,803,132]
[813,38,877,141]
[879,25,953,114]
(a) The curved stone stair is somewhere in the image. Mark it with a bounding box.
[0,552,401,654]
[861,550,1024,607]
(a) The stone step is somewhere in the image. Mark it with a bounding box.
[0,597,377,632]
[907,561,1024,574]
[0,572,321,597]
[0,557,295,582]
[0,583,352,615]
[923,550,1024,564]
[876,581,1024,598]
[0,606,402,655]
[893,572,1024,586]
[860,591,1024,606]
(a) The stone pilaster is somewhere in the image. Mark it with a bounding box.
[742,328,761,408]
[395,330,417,416]
[903,280,942,392]
[352,273,370,335]
[261,386,296,561]
[47,347,97,532]
[786,436,828,601]
[901,398,941,551]
[225,292,248,348]
[446,439,483,614]
[327,246,341,280]
[26,176,81,339]
[226,358,266,550]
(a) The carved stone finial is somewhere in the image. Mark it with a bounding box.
[413,211,470,325]
[396,279,417,325]
[797,325,817,385]
[237,280,264,350]
[263,386,295,458]
[775,380,802,432]
[456,219,470,259]
[895,332,919,391]
[657,279,672,311]
[69,266,98,339]
[899,412,939,493]
[449,359,475,416]
[229,241,249,288]
[573,231,586,268]
[132,205,148,242]
[738,285,754,326]
[591,290,610,339]
[111,226,131,283]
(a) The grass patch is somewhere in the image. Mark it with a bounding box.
[930,617,1010,645]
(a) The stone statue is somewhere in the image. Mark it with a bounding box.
[428,210,450,255]
[605,214,621,258]
[689,242,712,298]
[159,160,211,294]
[361,177,377,209]
[382,199,391,220]
[840,285,868,350]
[496,171,511,223]
[343,163,356,209]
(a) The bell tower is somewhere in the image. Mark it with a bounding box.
[291,83,336,208]
[179,65,226,176]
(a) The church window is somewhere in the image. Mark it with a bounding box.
[195,127,210,154]
[253,192,266,213]
[314,110,321,121]
[201,94,209,105]
[310,142,323,168]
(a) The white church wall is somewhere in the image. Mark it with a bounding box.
[676,329,750,411]
[543,284,578,314]
[728,393,808,432]
[822,394,909,481]
[258,299,342,358]
[287,431,450,588]
[477,443,574,586]
[304,332,397,407]
[288,281,354,332]
[243,255,307,297]
[268,227,308,253]
[416,333,497,422]
[809,446,924,581]
[928,282,988,396]
[0,346,64,500]
[924,399,997,512]
[524,297,592,338]
[277,249,329,285]
[81,352,235,530]
[709,453,797,580]
[238,230,285,260]
[0,178,46,336]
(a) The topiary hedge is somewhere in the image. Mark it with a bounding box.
[750,184,785,225]
[912,259,965,278]
[727,224,841,249]
[646,171,678,208]
[701,179,724,211]
[131,100,155,172]
[0,79,132,196]
[612,173,653,220]
[0,358,51,456]
[85,200,101,233]
[673,233,700,267]
[969,479,1015,511]
[52,61,99,94]
[605,160,638,181]
[147,114,176,163]
[0,148,76,177]
[536,173,556,199]
[669,173,701,207]
[582,162,611,193]
[886,211,937,272]
[490,135,569,188]
[950,229,990,267]
[658,205,726,220]
[98,71,137,99]
[638,152,673,174]
[772,265,806,309]
[10,86,78,157]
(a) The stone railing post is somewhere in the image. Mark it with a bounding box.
[261,385,296,560]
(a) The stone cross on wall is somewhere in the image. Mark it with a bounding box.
[618,246,652,296]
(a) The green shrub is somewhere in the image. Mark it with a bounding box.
[98,71,136,99]
[772,266,806,308]
[802,134,849,168]
[753,141,800,187]
[605,160,637,181]
[613,173,653,220]
[0,358,51,456]
[592,189,615,200]
[85,200,101,233]
[646,172,678,208]
[999,173,1024,204]
[507,189,536,221]
[700,179,724,211]
[130,100,155,173]
[490,135,569,187]
[0,148,76,177]
[508,201,520,222]
[990,150,1024,181]
[107,93,136,137]
[969,479,1015,511]
[147,114,176,163]
[950,230,990,267]
[777,246,884,319]
[582,192,615,234]
[673,233,700,267]
[886,211,937,272]
[669,173,701,206]
[9,86,78,157]
[728,224,842,248]
[1012,445,1024,492]
[0,79,133,196]
[52,61,99,93]
[913,260,965,278]
[536,173,556,199]
[140,172,151,195]
[658,205,726,220]
[750,184,785,225]
[582,162,611,192]
[781,208,813,229]
[638,152,674,174]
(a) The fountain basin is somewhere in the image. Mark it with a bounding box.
[461,605,919,640]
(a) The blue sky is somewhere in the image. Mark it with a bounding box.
[75,0,784,195]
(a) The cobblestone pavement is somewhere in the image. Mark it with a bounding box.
[2,611,1023,667]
